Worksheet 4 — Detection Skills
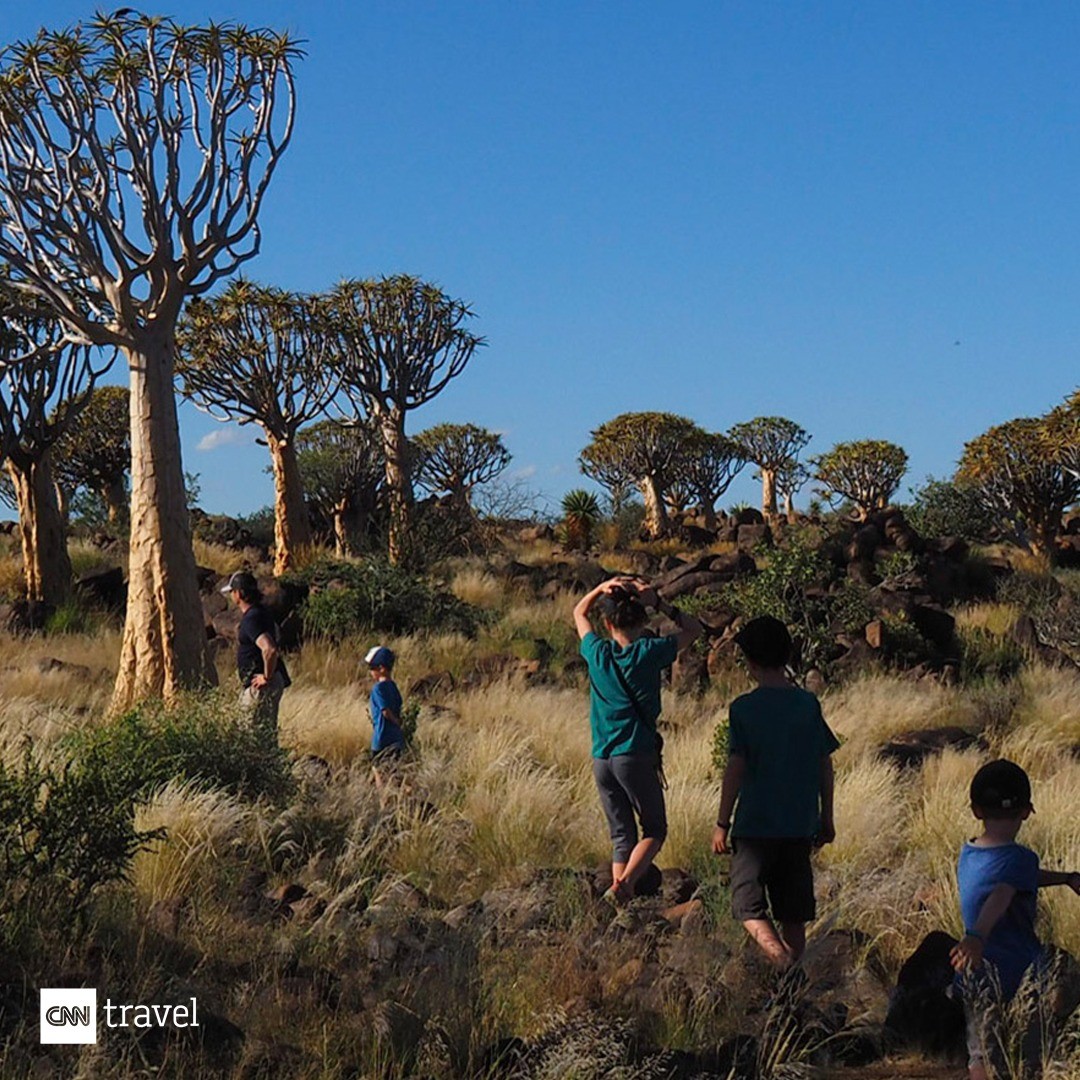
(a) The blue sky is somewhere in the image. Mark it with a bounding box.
[6,3,1080,515]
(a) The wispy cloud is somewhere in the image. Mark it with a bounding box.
[196,426,255,452]
[511,464,537,479]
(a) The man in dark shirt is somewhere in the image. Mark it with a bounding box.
[222,571,290,743]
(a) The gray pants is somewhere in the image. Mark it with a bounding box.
[593,753,667,864]
[240,670,285,744]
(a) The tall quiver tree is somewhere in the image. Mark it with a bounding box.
[0,293,106,605]
[296,418,384,557]
[0,13,298,708]
[329,276,484,566]
[674,431,746,530]
[53,385,131,524]
[729,416,811,518]
[178,282,339,574]
[958,416,1080,562]
[413,423,511,511]
[579,412,700,539]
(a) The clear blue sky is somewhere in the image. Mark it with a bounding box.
[6,3,1080,515]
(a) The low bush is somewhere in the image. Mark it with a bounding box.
[0,744,160,928]
[905,476,998,541]
[291,558,481,642]
[64,692,293,803]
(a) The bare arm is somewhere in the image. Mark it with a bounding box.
[573,578,622,639]
[632,583,703,652]
[817,755,836,846]
[1038,869,1080,893]
[950,882,1018,972]
[712,752,747,855]
[250,631,279,689]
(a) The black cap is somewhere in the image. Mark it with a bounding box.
[221,570,258,596]
[970,759,1032,812]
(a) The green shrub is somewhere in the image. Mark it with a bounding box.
[0,745,161,928]
[958,626,1026,682]
[64,692,293,803]
[877,549,920,582]
[291,558,481,642]
[45,597,104,636]
[710,718,730,777]
[906,476,997,541]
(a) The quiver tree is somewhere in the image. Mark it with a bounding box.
[328,276,484,566]
[0,12,298,708]
[1042,389,1080,482]
[53,385,130,525]
[579,412,700,539]
[413,422,511,511]
[811,439,908,520]
[578,439,636,515]
[296,418,383,556]
[177,282,339,574]
[958,417,1080,561]
[729,416,811,517]
[0,293,109,605]
[673,431,746,530]
[775,459,811,521]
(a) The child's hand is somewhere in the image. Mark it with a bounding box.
[950,935,984,973]
[814,820,836,848]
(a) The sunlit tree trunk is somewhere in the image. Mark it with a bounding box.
[102,477,128,524]
[7,452,71,606]
[112,332,216,711]
[265,430,311,575]
[701,500,718,532]
[639,474,668,539]
[761,468,779,517]
[379,408,413,566]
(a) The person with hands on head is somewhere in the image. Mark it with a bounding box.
[950,758,1080,1080]
[574,575,703,906]
[711,615,839,971]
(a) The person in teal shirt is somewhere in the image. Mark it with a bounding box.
[712,615,839,970]
[574,577,702,904]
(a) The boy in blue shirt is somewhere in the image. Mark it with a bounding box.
[365,645,405,761]
[712,615,839,970]
[950,759,1080,1080]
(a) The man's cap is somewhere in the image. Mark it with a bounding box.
[221,570,258,595]
[365,645,395,669]
[970,759,1032,811]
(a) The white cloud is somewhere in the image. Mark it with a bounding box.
[511,464,537,479]
[196,426,254,452]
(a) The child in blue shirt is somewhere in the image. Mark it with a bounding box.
[365,645,405,759]
[950,759,1080,1080]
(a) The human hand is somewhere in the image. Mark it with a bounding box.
[250,673,268,690]
[712,825,730,855]
[815,820,836,848]
[950,935,984,973]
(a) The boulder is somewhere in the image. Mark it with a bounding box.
[408,670,456,698]
[910,604,956,651]
[847,524,883,561]
[670,651,709,694]
[679,525,716,548]
[75,566,126,612]
[734,507,765,527]
[736,523,772,551]
[884,931,965,1056]
[878,727,979,769]
[34,657,93,679]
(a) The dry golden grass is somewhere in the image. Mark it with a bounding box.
[955,601,1021,637]
[132,780,248,905]
[191,537,265,577]
[279,682,370,767]
[0,630,118,712]
[824,673,980,766]
[449,566,507,609]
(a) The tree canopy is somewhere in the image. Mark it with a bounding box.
[729,417,811,515]
[413,423,511,506]
[812,439,908,519]
[53,385,130,523]
[579,412,700,538]
[958,416,1080,560]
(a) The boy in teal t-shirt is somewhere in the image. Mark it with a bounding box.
[712,616,839,970]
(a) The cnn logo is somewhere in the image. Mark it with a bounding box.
[40,988,97,1044]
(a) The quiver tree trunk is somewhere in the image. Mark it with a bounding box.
[332,501,368,558]
[265,430,312,575]
[701,500,717,532]
[380,410,413,566]
[102,477,128,525]
[761,468,779,517]
[7,452,72,607]
[113,333,216,712]
[639,474,668,540]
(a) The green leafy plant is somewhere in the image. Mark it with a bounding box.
[291,558,481,641]
[558,489,602,551]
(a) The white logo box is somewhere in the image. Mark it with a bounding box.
[40,988,97,1045]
